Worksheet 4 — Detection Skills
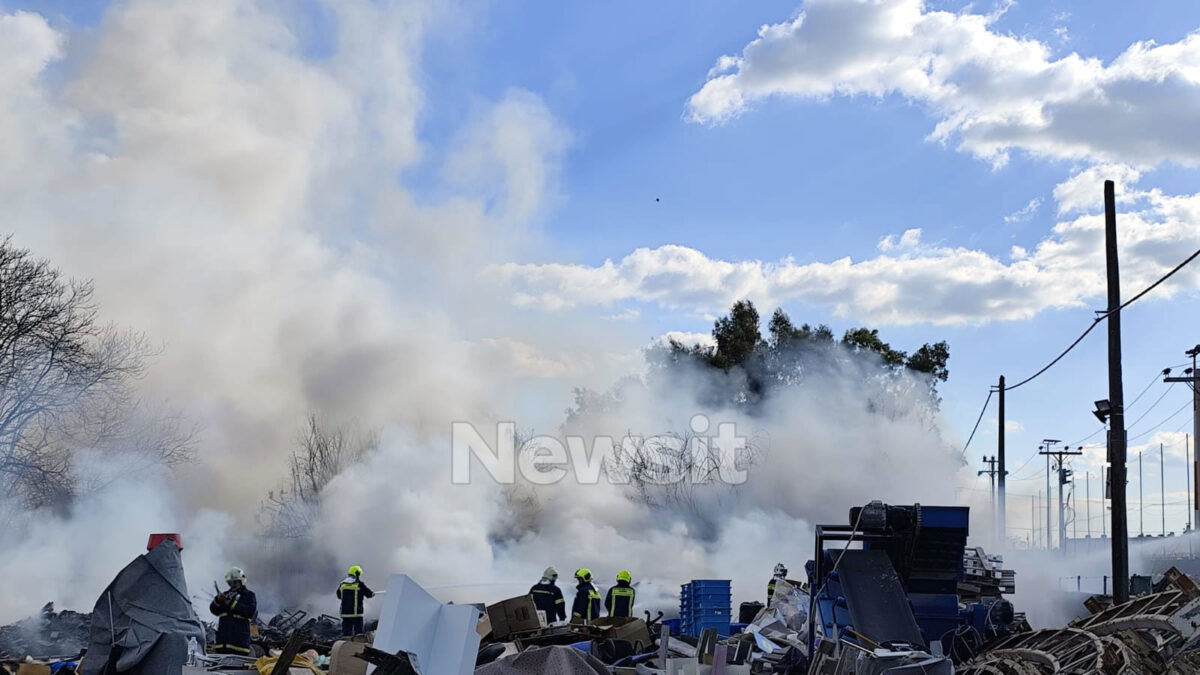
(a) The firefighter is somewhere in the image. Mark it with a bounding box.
[337,565,375,636]
[604,570,635,618]
[767,562,787,607]
[210,567,257,655]
[571,568,601,623]
[529,566,566,623]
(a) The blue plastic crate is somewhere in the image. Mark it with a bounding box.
[686,580,731,589]
[679,579,733,637]
[681,617,731,636]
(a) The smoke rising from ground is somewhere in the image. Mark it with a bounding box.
[0,0,974,626]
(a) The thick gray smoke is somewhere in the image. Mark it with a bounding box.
[0,0,975,626]
[272,344,966,616]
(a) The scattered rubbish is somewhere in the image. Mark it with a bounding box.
[475,645,609,675]
[351,645,418,675]
[0,604,89,662]
[20,503,1200,674]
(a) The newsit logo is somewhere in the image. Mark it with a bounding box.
[450,414,752,486]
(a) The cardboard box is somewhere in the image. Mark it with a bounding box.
[590,617,651,645]
[16,665,51,675]
[485,594,541,639]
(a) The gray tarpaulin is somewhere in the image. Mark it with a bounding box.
[80,540,207,675]
[475,646,609,675]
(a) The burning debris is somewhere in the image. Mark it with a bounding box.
[0,604,89,662]
[14,502,1200,674]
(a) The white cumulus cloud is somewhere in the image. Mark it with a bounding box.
[490,167,1200,325]
[687,0,1200,167]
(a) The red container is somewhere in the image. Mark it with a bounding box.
[147,533,183,551]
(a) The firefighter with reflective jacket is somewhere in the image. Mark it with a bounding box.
[571,569,602,623]
[767,562,787,607]
[605,570,635,617]
[530,566,566,623]
[337,565,375,636]
[210,567,257,655]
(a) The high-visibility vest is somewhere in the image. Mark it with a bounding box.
[607,585,635,617]
[339,581,365,618]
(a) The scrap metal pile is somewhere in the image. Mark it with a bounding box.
[962,568,1200,674]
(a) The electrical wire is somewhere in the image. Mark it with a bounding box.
[1004,361,1192,479]
[1007,451,1043,482]
[1062,362,1190,447]
[1128,400,1192,442]
[1003,245,1200,392]
[1126,386,1174,430]
[960,389,993,457]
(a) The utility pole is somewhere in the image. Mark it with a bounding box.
[1042,443,1081,555]
[998,376,1007,547]
[1139,450,1144,538]
[1188,434,1193,532]
[979,455,999,544]
[1104,179,1130,604]
[1164,349,1200,531]
[1040,439,1061,548]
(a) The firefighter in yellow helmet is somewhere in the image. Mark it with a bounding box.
[605,570,635,617]
[571,569,601,623]
[337,565,375,636]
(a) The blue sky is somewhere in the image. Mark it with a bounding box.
[443,0,1200,536]
[10,0,1200,538]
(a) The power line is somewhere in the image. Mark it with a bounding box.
[1063,363,1189,447]
[960,389,993,456]
[1127,361,1191,408]
[1003,246,1200,392]
[1129,400,1192,443]
[1126,386,1174,430]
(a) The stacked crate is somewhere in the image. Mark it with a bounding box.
[679,579,731,636]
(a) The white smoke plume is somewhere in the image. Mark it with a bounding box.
[0,0,990,629]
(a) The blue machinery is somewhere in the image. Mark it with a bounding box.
[807,502,1017,661]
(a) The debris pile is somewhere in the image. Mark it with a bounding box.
[0,604,89,662]
[22,500,1200,674]
[963,567,1200,673]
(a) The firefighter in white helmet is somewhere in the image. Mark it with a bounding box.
[767,562,787,607]
[210,567,257,655]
